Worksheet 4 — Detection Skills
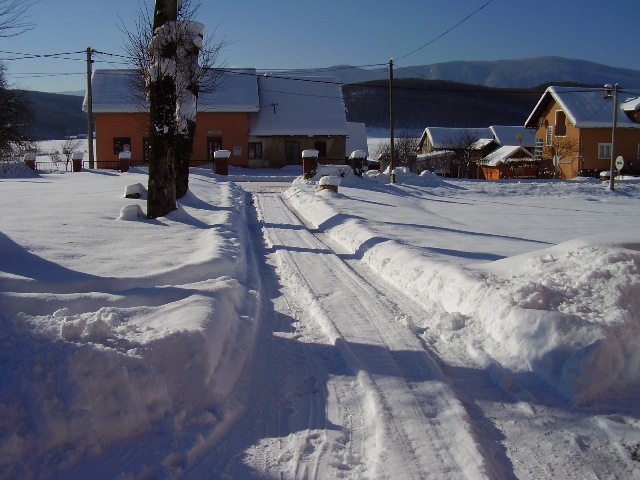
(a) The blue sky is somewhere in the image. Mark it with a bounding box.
[2,0,639,93]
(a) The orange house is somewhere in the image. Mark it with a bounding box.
[85,68,350,170]
[85,69,260,168]
[525,86,640,178]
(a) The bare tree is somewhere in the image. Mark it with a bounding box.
[444,130,481,178]
[374,130,419,172]
[0,65,33,159]
[0,0,38,37]
[121,0,226,213]
[546,135,579,179]
[0,1,37,159]
[146,0,179,218]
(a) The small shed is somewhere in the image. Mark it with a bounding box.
[480,146,538,180]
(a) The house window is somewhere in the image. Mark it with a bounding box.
[114,137,131,154]
[555,111,567,137]
[285,141,301,165]
[314,141,327,158]
[248,142,262,159]
[545,126,553,146]
[534,138,543,160]
[598,143,612,159]
[637,143,640,160]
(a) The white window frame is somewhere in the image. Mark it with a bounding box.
[598,143,612,160]
[546,126,553,146]
[534,138,543,160]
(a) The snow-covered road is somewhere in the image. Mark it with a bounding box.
[188,186,638,480]
[188,190,485,479]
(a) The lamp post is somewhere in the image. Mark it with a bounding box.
[605,83,619,191]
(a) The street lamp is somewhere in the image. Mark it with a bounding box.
[604,83,619,191]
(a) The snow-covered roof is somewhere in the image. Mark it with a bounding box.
[249,74,348,136]
[525,86,640,129]
[416,150,454,160]
[622,97,640,113]
[346,122,368,156]
[197,69,260,112]
[489,125,535,147]
[423,127,494,149]
[84,68,260,113]
[481,145,535,166]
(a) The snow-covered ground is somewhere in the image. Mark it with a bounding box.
[1,159,639,479]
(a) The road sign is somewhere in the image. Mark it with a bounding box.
[615,156,624,171]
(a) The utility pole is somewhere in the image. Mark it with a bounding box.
[607,83,619,191]
[86,46,94,169]
[389,58,395,184]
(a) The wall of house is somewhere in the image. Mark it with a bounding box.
[534,99,640,178]
[248,135,347,168]
[94,112,250,168]
[579,128,639,175]
[192,112,250,166]
[95,113,148,167]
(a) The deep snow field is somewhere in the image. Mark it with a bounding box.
[1,157,639,478]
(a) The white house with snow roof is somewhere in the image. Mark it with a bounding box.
[84,69,350,169]
[524,85,640,178]
[247,74,348,167]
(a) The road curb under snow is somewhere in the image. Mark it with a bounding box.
[284,183,640,404]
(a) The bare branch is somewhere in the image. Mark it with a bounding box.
[0,0,39,38]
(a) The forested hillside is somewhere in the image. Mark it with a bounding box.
[343,79,556,130]
[23,91,86,140]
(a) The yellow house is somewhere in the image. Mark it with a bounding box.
[524,86,640,178]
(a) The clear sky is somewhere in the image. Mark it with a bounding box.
[2,0,639,93]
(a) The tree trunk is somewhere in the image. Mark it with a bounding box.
[175,119,196,198]
[174,23,202,199]
[147,0,178,219]
[148,76,178,218]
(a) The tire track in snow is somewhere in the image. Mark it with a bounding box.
[285,193,633,480]
[256,192,487,479]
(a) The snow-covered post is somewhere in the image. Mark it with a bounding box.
[318,175,341,193]
[71,152,84,172]
[302,149,319,180]
[119,150,131,173]
[349,149,367,177]
[23,152,36,171]
[214,149,231,175]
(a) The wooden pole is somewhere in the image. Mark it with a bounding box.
[86,46,94,169]
[389,59,395,184]
[609,83,619,191]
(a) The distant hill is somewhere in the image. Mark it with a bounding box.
[291,56,640,89]
[22,91,86,140]
[343,79,549,130]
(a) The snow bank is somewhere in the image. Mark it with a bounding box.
[0,171,260,478]
[0,161,39,179]
[286,175,640,404]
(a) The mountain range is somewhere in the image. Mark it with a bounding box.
[293,56,640,89]
[22,56,640,139]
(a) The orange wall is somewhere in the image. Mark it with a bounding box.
[95,113,148,166]
[192,112,249,166]
[94,111,250,167]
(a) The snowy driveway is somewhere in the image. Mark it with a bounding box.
[188,184,639,480]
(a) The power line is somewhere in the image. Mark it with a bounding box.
[395,0,495,62]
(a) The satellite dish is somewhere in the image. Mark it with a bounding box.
[615,155,624,171]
